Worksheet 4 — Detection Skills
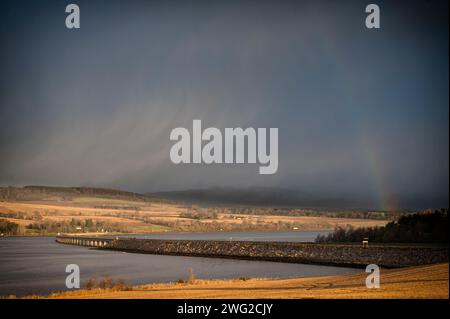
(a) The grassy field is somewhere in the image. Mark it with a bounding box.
[0,197,388,235]
[22,263,448,299]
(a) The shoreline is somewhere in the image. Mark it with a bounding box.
[13,263,449,299]
[0,229,333,238]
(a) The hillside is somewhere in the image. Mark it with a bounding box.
[150,187,348,208]
[0,185,159,202]
[0,186,388,236]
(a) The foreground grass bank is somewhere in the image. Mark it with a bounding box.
[18,263,449,299]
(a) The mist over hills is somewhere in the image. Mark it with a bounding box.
[149,187,369,209]
[0,185,446,211]
[149,187,447,211]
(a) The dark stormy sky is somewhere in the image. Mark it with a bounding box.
[0,0,448,210]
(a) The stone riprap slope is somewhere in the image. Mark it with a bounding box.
[100,238,448,268]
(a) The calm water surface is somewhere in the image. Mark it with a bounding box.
[0,232,360,296]
[121,230,331,242]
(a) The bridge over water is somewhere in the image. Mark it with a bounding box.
[55,235,449,268]
[56,235,114,248]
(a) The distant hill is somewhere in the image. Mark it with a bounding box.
[148,187,448,211]
[0,185,159,202]
[148,187,359,209]
[1,185,445,211]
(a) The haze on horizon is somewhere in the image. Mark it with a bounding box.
[0,0,448,210]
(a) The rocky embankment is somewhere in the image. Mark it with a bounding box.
[100,238,448,268]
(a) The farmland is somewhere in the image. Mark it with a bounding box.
[0,186,388,236]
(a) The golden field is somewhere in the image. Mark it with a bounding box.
[21,263,448,299]
[0,198,388,235]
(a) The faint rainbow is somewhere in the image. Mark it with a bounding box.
[359,131,398,212]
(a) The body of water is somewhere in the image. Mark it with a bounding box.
[0,231,360,296]
[120,230,331,242]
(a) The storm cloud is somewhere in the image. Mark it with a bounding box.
[0,0,448,209]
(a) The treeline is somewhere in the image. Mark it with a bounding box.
[145,217,306,232]
[0,217,132,236]
[180,206,405,220]
[232,208,393,220]
[26,218,129,234]
[179,211,218,220]
[316,209,449,243]
[0,218,20,235]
